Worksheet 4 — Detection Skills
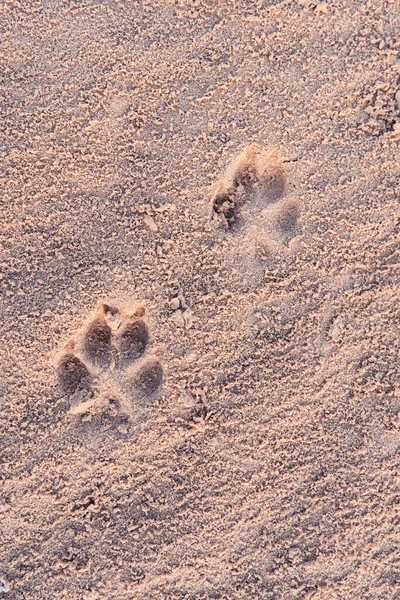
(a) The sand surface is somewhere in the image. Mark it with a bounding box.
[1,1,399,599]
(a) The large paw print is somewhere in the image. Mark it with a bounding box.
[56,303,163,417]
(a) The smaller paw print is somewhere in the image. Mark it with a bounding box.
[210,144,301,245]
[211,144,287,228]
[56,303,163,417]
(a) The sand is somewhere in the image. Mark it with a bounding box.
[1,1,399,598]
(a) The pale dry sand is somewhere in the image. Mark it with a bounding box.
[1,1,399,599]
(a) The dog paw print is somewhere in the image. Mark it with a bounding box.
[210,144,300,241]
[211,144,288,226]
[56,303,163,417]
[210,144,302,278]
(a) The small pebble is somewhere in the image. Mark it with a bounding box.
[315,2,328,13]
[170,297,181,311]
[144,215,158,232]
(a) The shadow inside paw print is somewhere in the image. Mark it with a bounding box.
[56,303,163,417]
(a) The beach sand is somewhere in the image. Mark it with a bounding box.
[1,1,399,598]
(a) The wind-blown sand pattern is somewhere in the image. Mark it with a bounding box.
[1,2,399,599]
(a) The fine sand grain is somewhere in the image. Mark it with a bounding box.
[1,1,399,599]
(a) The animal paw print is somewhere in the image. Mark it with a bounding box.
[211,144,300,242]
[56,303,163,416]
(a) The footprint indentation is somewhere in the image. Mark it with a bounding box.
[132,357,163,401]
[210,144,302,283]
[56,303,163,417]
[275,197,300,235]
[211,183,237,227]
[57,353,91,394]
[211,144,287,227]
[116,319,149,367]
[83,314,112,369]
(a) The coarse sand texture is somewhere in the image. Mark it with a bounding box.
[1,1,399,599]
